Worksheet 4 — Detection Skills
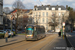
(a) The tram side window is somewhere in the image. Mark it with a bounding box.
[38,27,41,34]
[36,27,39,34]
[42,27,45,33]
[39,27,42,33]
[40,28,43,33]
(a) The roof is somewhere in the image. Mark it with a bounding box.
[35,5,66,10]
[9,9,33,14]
[25,9,33,13]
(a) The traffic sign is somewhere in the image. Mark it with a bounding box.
[63,22,65,26]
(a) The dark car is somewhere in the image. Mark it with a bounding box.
[47,30,54,32]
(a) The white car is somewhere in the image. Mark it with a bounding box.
[8,31,13,37]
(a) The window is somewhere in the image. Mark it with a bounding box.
[52,7,55,10]
[58,8,61,10]
[36,12,38,17]
[46,7,49,10]
[0,5,2,15]
[52,12,55,17]
[46,18,48,23]
[43,12,45,16]
[46,12,48,17]
[33,13,35,16]
[59,13,61,16]
[43,18,44,23]
[39,12,41,16]
[39,19,40,23]
[46,26,48,30]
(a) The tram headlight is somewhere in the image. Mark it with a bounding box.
[26,35,33,36]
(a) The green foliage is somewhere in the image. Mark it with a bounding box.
[67,7,73,11]
[67,7,71,10]
[0,34,4,38]
[13,31,16,36]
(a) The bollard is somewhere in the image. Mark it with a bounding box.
[63,35,64,39]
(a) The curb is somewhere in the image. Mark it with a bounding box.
[0,39,25,47]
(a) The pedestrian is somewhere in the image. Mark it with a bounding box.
[58,31,61,37]
[5,31,9,42]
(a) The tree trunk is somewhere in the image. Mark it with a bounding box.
[15,9,19,34]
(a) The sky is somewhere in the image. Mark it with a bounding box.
[3,0,75,10]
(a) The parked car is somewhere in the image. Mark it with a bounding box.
[5,29,16,36]
[0,30,5,38]
[72,31,75,32]
[47,30,54,32]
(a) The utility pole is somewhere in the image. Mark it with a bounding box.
[62,13,65,39]
[11,16,12,32]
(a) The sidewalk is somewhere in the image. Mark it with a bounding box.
[0,35,25,47]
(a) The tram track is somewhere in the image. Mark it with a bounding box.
[25,34,56,50]
[11,34,51,50]
[11,41,34,50]
[1,34,55,50]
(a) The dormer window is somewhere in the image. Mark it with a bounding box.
[46,7,49,10]
[58,8,61,10]
[36,8,38,10]
[52,7,55,10]
[33,8,37,11]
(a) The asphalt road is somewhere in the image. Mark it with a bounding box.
[0,34,67,50]
[66,32,75,48]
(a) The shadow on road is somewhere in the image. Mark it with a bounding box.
[8,39,18,42]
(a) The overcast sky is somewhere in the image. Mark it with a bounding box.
[3,0,75,10]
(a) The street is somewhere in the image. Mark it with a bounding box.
[0,33,67,50]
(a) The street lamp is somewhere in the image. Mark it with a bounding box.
[10,15,12,38]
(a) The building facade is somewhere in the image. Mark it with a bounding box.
[32,5,69,32]
[0,0,3,29]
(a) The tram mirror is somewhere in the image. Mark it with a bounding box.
[25,27,26,29]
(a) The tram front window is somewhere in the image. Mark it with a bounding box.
[26,28,33,35]
[26,30,33,35]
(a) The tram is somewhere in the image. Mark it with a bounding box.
[25,25,46,40]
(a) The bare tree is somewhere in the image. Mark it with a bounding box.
[23,14,28,27]
[12,0,25,34]
[3,7,10,13]
[48,12,59,32]
[12,0,25,9]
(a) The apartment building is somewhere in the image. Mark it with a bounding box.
[0,0,3,29]
[32,5,69,32]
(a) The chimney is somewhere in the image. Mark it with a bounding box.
[66,5,68,9]
[57,5,58,6]
[47,5,50,7]
[34,5,37,8]
[42,5,43,6]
